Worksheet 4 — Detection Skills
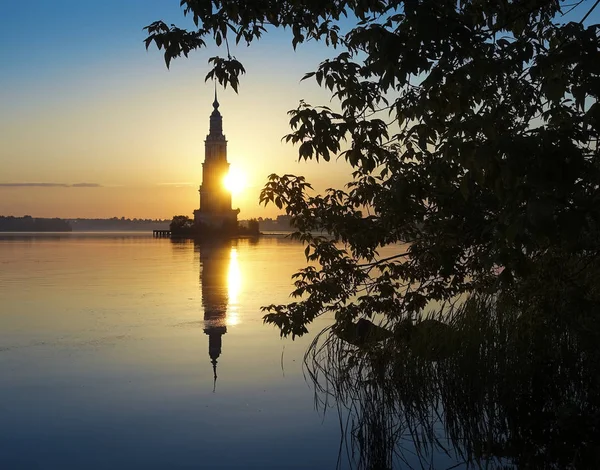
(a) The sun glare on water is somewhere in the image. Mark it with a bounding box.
[224,168,246,195]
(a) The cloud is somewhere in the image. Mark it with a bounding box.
[0,182,102,188]
[70,183,102,188]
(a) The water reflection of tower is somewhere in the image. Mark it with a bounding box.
[196,240,239,387]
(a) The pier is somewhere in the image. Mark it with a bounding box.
[153,230,171,238]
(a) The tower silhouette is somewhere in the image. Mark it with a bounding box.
[197,240,231,390]
[193,90,240,230]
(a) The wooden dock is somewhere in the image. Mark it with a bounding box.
[153,230,171,238]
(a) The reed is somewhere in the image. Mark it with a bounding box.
[305,293,600,469]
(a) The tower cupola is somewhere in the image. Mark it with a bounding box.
[208,89,224,139]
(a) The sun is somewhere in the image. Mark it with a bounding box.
[223,168,247,195]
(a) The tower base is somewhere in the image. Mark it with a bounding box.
[194,209,240,235]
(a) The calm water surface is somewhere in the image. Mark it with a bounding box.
[0,234,341,469]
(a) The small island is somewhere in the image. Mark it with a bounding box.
[168,215,259,238]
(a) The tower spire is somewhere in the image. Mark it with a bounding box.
[213,82,219,110]
[212,358,218,392]
[208,84,223,138]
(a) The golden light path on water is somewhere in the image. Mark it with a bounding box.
[227,247,242,326]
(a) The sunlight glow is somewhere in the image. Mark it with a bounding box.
[223,168,247,195]
[227,247,242,325]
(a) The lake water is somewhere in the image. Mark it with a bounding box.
[0,233,343,469]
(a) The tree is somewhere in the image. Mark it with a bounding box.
[170,215,195,236]
[145,1,600,338]
[247,218,260,235]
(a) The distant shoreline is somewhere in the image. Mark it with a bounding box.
[0,230,295,235]
[0,216,296,234]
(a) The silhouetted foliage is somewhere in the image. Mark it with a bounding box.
[170,215,195,237]
[146,0,600,338]
[246,218,260,235]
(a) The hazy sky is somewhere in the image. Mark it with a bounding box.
[1,1,597,219]
[0,0,352,219]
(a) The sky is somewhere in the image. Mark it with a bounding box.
[0,0,352,219]
[1,1,598,220]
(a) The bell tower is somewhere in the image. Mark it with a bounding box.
[194,89,240,231]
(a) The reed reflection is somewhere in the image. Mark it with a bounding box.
[308,294,600,469]
[196,240,241,389]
